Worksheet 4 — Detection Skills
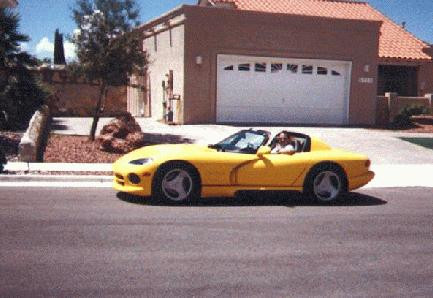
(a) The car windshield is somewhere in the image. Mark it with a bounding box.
[210,130,269,153]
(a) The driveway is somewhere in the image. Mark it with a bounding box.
[51,117,433,165]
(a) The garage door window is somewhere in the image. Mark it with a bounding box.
[238,63,250,71]
[317,67,328,75]
[287,64,298,73]
[271,63,283,73]
[302,65,313,74]
[332,70,341,76]
[255,63,266,72]
[224,65,234,71]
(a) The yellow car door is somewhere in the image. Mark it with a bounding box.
[235,152,309,186]
[193,151,259,186]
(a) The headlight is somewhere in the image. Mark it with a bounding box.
[129,158,153,165]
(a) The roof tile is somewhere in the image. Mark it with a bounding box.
[212,0,431,61]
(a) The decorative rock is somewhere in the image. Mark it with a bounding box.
[18,105,50,162]
[97,112,144,153]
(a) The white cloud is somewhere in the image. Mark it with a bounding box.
[19,42,28,51]
[35,37,54,55]
[35,36,76,61]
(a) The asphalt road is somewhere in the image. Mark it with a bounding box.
[1,187,432,297]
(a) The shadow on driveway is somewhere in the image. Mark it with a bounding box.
[50,119,69,131]
[117,191,386,207]
[141,133,194,145]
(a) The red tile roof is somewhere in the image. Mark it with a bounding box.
[211,0,431,61]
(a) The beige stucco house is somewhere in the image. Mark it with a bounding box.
[128,0,433,125]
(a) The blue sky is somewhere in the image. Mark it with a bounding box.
[15,0,433,60]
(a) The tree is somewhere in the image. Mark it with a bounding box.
[71,0,147,140]
[0,8,46,129]
[54,29,66,65]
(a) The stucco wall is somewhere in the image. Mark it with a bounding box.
[143,16,185,122]
[39,69,127,117]
[182,6,381,125]
[49,83,127,117]
[419,62,433,95]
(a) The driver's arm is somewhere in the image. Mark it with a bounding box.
[277,144,296,154]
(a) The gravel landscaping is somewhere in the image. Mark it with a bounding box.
[43,134,123,163]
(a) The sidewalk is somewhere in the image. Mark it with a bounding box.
[2,162,433,189]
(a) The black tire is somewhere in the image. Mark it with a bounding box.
[303,163,347,203]
[151,162,201,205]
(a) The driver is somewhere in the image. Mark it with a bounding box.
[271,132,297,154]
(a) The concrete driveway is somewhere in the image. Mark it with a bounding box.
[51,117,433,165]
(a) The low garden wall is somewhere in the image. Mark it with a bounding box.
[37,67,127,117]
[48,83,127,117]
[376,93,433,125]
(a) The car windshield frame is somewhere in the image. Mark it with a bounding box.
[209,129,270,154]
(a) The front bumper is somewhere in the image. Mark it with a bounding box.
[112,165,153,197]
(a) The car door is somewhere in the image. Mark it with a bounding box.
[235,152,309,187]
[193,151,260,186]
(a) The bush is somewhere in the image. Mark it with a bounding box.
[392,105,429,127]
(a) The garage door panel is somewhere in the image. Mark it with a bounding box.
[217,55,351,125]
[217,104,345,124]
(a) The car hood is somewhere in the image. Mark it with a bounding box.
[115,144,215,163]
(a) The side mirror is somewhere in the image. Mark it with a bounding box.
[257,146,271,158]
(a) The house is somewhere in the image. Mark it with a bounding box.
[0,0,18,8]
[130,0,433,125]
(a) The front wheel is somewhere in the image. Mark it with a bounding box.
[151,162,201,205]
[304,164,347,203]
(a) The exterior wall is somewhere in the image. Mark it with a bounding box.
[182,6,381,125]
[143,16,185,122]
[419,62,433,96]
[39,69,127,117]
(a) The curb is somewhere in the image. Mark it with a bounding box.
[4,162,112,172]
[0,174,112,183]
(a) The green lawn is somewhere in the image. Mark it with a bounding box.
[400,138,433,150]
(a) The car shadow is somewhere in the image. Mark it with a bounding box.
[117,191,387,207]
[141,133,194,145]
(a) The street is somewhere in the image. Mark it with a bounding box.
[1,187,432,297]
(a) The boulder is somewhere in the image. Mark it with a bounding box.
[97,112,144,153]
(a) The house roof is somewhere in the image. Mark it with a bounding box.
[202,0,431,61]
[0,0,18,8]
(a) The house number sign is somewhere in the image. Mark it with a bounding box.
[358,77,374,84]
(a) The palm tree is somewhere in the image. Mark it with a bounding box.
[0,8,45,129]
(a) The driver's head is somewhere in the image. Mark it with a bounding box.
[276,132,291,145]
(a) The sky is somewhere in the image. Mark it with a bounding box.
[14,0,433,61]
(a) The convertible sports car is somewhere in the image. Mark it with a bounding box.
[113,129,374,204]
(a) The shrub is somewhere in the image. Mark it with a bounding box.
[392,105,429,127]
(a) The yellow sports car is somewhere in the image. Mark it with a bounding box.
[113,129,374,204]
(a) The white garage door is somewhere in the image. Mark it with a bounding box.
[216,54,352,125]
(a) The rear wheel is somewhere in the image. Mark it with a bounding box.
[151,162,201,205]
[304,163,347,203]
